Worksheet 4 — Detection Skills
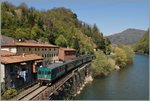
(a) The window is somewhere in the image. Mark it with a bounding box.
[23,48,25,51]
[35,48,37,51]
[45,48,47,51]
[29,48,31,51]
[47,71,51,75]
[38,70,41,74]
[49,48,51,51]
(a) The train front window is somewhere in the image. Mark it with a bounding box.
[38,70,41,74]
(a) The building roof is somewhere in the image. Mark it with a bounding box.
[1,42,59,48]
[59,48,76,51]
[1,54,43,64]
[0,50,15,57]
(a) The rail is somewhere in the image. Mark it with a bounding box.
[16,62,91,100]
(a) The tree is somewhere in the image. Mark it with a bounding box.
[91,50,114,77]
[55,35,67,47]
[113,47,127,68]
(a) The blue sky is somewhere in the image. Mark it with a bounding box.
[2,0,149,36]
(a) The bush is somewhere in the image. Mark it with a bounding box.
[90,50,114,77]
[2,88,18,99]
[112,45,134,68]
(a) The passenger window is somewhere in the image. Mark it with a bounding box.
[47,71,51,75]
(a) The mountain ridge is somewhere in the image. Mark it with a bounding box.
[106,28,146,45]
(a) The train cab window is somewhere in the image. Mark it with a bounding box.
[38,70,41,74]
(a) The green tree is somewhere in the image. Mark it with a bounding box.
[91,50,114,77]
[55,35,67,47]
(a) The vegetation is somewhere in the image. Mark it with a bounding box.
[2,88,18,100]
[111,45,134,68]
[91,50,115,77]
[1,2,135,78]
[1,2,111,55]
[134,31,149,54]
[91,45,134,77]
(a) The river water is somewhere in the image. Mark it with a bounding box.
[75,54,149,100]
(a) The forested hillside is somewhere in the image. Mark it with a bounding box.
[134,31,149,54]
[1,2,111,54]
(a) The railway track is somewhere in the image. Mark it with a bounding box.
[16,63,91,100]
[18,86,48,100]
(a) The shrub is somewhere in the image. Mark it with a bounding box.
[2,88,18,99]
[91,50,114,77]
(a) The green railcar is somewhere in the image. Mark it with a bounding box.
[37,54,96,86]
[37,67,52,85]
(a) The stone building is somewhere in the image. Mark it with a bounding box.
[1,42,59,66]
[1,50,43,90]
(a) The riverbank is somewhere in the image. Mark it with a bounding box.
[91,45,134,78]
[73,75,93,97]
[75,54,149,100]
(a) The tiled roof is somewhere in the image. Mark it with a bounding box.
[0,50,15,57]
[59,48,76,51]
[1,42,59,48]
[1,54,43,64]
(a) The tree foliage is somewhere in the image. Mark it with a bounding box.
[1,2,111,55]
[2,88,18,100]
[112,45,134,68]
[91,50,114,77]
[134,31,149,54]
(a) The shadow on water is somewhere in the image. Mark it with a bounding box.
[75,54,149,100]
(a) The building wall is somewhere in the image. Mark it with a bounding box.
[1,64,5,83]
[17,47,59,66]
[1,47,17,53]
[1,46,59,66]
[58,49,65,61]
[1,47,59,65]
[59,50,76,61]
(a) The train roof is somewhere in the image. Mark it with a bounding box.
[44,55,93,69]
[46,63,64,69]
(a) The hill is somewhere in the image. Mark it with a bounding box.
[1,2,111,54]
[134,31,149,54]
[106,28,146,45]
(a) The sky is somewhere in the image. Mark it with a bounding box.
[2,0,149,36]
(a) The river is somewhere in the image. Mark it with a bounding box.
[75,54,149,100]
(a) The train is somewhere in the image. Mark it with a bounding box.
[37,54,95,85]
